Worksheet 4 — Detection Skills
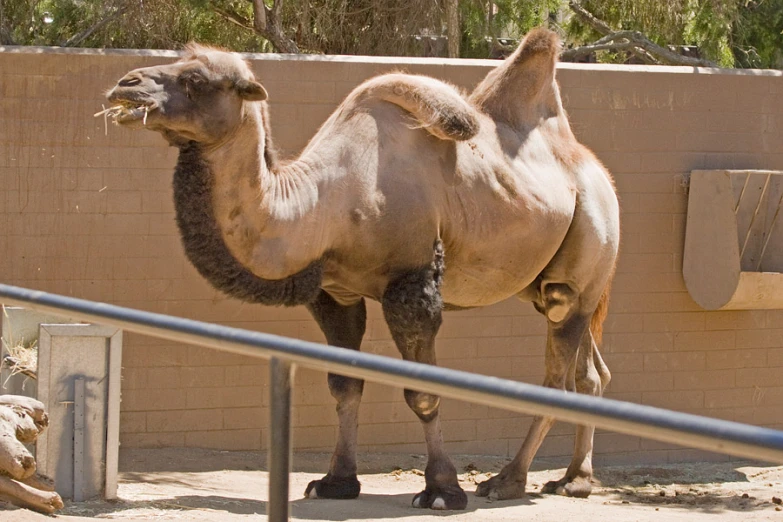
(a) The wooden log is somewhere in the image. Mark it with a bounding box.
[0,475,63,514]
[0,395,48,431]
[0,395,62,513]
[0,406,36,480]
[20,473,56,493]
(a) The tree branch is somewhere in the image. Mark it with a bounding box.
[444,0,459,58]
[211,5,255,31]
[209,0,298,53]
[62,5,128,47]
[252,0,268,33]
[561,41,637,62]
[569,0,611,35]
[601,30,719,67]
[247,0,299,53]
[563,3,721,68]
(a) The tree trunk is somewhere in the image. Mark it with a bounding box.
[445,0,460,58]
[252,0,300,53]
[0,395,62,514]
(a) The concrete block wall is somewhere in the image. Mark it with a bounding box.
[1,46,782,466]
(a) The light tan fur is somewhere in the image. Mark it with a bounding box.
[105,28,620,509]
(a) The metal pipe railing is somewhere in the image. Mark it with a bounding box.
[2,283,783,518]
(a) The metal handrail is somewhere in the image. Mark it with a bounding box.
[2,283,783,520]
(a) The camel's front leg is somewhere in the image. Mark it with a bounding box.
[540,332,610,498]
[304,291,366,500]
[382,267,467,510]
[476,303,590,501]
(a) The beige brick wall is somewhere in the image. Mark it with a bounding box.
[1,47,782,466]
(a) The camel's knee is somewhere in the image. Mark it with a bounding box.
[404,389,440,423]
[543,282,579,324]
[327,373,364,403]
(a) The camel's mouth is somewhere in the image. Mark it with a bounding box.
[94,100,159,126]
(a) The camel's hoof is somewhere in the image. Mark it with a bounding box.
[474,474,526,500]
[541,475,592,498]
[304,474,361,499]
[411,485,467,510]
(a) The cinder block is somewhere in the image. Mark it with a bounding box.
[186,386,264,409]
[705,311,767,331]
[642,312,705,332]
[147,409,223,433]
[703,388,756,409]
[439,420,477,442]
[146,367,183,389]
[602,352,644,373]
[120,432,185,448]
[185,429,261,450]
[705,349,768,370]
[295,426,337,449]
[736,329,783,349]
[475,418,529,440]
[122,389,187,412]
[594,433,641,453]
[675,329,737,351]
[769,348,783,367]
[119,412,147,433]
[611,371,674,392]
[224,407,267,430]
[673,369,736,390]
[603,332,675,354]
[643,351,706,372]
[642,390,704,411]
[736,368,782,388]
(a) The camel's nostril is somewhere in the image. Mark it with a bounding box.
[119,75,142,87]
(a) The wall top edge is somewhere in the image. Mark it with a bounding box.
[1,45,781,77]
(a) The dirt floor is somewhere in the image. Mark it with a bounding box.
[2,448,782,521]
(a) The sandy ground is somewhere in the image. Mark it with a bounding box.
[1,448,782,521]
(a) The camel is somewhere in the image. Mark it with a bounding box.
[103,27,619,510]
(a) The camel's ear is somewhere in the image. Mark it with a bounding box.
[236,79,268,101]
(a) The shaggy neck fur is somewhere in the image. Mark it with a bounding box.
[172,143,322,306]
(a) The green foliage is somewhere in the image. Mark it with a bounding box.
[275,0,441,56]
[459,0,562,58]
[0,0,781,68]
[0,0,264,50]
[731,0,783,69]
[567,0,783,69]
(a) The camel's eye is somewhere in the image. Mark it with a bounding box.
[180,72,209,100]
[181,72,207,87]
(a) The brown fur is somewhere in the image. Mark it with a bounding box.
[105,27,620,510]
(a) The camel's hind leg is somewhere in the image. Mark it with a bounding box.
[475,294,592,500]
[304,291,367,500]
[381,248,467,510]
[540,330,611,497]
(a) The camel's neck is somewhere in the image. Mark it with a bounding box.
[171,132,323,306]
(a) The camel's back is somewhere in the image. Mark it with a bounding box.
[302,100,579,307]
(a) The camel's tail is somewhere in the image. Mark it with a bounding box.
[357,73,480,141]
[590,276,613,346]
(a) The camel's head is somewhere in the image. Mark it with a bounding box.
[105,44,268,146]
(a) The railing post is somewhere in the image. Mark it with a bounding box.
[267,357,294,522]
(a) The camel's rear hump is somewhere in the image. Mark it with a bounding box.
[470,27,563,127]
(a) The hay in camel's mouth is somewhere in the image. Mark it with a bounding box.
[94,101,158,133]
